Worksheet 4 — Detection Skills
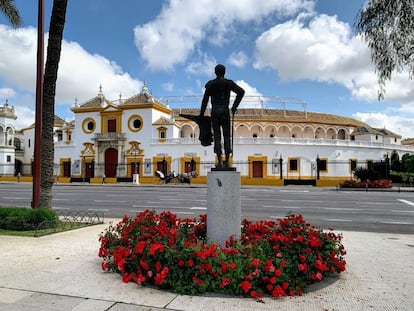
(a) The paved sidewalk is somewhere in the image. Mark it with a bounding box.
[0,220,413,311]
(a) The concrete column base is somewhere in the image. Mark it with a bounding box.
[207,170,241,246]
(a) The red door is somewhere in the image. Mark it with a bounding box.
[108,119,116,132]
[85,161,94,178]
[252,161,263,178]
[105,148,118,177]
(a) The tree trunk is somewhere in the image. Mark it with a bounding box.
[38,0,68,209]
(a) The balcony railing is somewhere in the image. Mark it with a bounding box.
[94,133,126,141]
[151,137,414,151]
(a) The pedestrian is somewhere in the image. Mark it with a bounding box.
[199,64,245,168]
[102,173,106,184]
[17,172,21,183]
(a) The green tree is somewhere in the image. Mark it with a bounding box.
[356,0,414,99]
[38,0,68,208]
[0,0,21,27]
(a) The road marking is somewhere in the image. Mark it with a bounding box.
[323,218,353,222]
[93,200,127,203]
[190,207,207,210]
[132,205,165,208]
[280,190,309,193]
[380,221,413,225]
[323,207,363,211]
[281,199,325,203]
[262,206,302,209]
[174,212,195,215]
[3,197,26,200]
[89,208,109,212]
[398,199,414,207]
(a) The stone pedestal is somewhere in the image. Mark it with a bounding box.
[207,170,241,246]
[132,174,140,185]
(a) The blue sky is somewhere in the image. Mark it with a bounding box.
[1,0,414,138]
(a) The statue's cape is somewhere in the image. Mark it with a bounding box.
[179,114,213,146]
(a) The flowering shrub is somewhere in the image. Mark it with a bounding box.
[340,179,393,188]
[98,210,346,299]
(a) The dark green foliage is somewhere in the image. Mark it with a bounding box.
[353,167,380,181]
[0,207,57,231]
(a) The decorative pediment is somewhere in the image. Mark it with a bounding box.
[153,117,174,125]
[80,142,95,156]
[127,142,144,156]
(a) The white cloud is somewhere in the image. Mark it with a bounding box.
[185,52,217,76]
[0,25,143,127]
[227,51,248,68]
[253,14,414,104]
[133,0,314,70]
[353,112,414,139]
[0,87,15,99]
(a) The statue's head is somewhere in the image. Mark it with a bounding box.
[215,64,226,77]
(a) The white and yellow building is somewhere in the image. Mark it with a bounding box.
[2,84,414,186]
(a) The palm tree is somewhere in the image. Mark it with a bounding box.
[0,0,22,27]
[38,0,68,208]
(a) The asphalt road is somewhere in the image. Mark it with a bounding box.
[1,182,414,234]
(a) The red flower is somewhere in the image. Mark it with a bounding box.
[314,259,328,272]
[221,261,228,273]
[220,277,231,288]
[240,281,252,293]
[101,261,110,270]
[271,286,285,297]
[135,241,147,254]
[192,276,204,286]
[177,260,185,267]
[149,243,164,255]
[140,259,149,271]
[298,263,307,272]
[187,259,194,267]
[252,258,261,267]
[229,262,237,270]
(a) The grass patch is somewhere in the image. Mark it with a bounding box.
[0,222,92,237]
[0,206,103,237]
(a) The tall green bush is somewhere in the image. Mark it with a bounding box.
[0,207,57,231]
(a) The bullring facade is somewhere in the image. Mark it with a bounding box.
[2,84,413,186]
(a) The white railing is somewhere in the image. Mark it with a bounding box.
[151,136,414,151]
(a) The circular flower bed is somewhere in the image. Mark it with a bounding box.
[98,210,346,299]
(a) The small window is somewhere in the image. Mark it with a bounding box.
[56,130,63,141]
[133,119,142,129]
[350,159,357,172]
[6,155,11,162]
[128,115,144,132]
[82,118,96,134]
[28,139,31,148]
[288,158,299,172]
[160,131,166,139]
[87,122,94,131]
[318,159,328,172]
